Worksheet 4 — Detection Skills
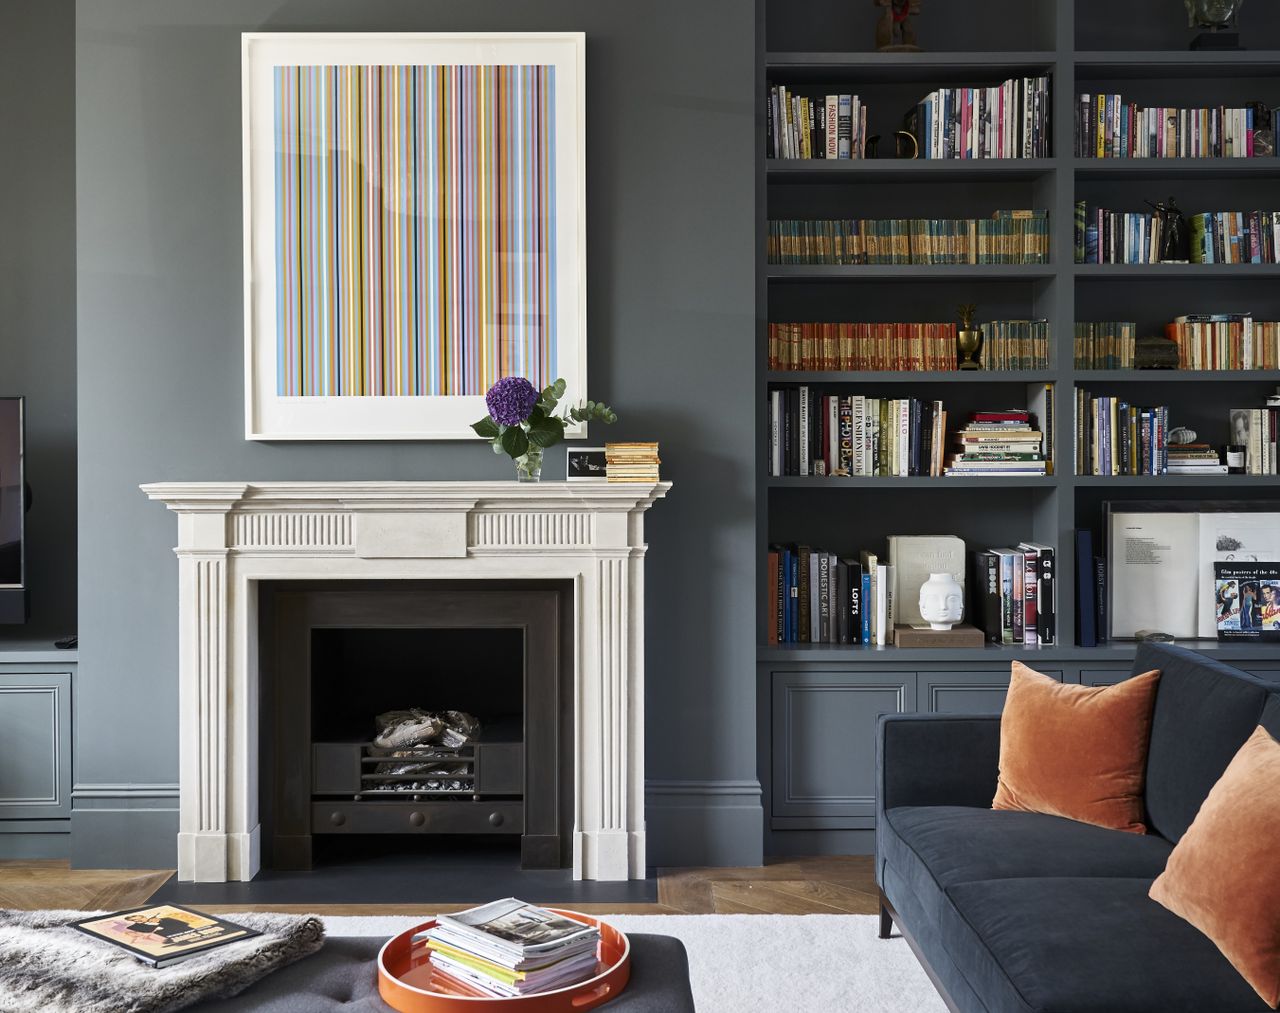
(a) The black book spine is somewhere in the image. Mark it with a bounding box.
[766,86,775,159]
[797,546,811,643]
[836,561,850,645]
[1037,547,1055,645]
[774,546,786,643]
[976,551,1002,643]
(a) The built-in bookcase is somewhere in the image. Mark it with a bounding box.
[756,0,1280,855]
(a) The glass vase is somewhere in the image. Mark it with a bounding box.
[514,448,543,482]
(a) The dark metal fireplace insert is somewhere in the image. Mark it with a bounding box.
[259,582,572,872]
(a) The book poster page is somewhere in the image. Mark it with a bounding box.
[1109,512,1199,638]
[1198,514,1280,638]
[76,906,249,959]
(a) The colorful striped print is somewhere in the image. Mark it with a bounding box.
[274,64,557,397]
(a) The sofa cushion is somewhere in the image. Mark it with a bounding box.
[1263,693,1280,740]
[1135,643,1272,843]
[1151,725,1280,1008]
[881,805,1173,924]
[993,662,1160,833]
[941,877,1273,1013]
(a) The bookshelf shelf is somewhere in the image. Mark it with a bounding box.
[1074,51,1280,79]
[1071,475,1280,488]
[768,264,1057,281]
[1073,263,1280,278]
[765,51,1057,81]
[1072,370,1280,383]
[1072,158,1280,180]
[758,641,1280,663]
[767,159,1056,182]
[767,476,1055,489]
[767,371,1055,384]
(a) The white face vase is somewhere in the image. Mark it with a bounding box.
[919,572,964,630]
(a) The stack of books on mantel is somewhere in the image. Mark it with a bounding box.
[945,409,1048,477]
[605,442,660,483]
[420,899,601,998]
[1167,442,1227,475]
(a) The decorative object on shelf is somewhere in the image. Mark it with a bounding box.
[918,572,964,629]
[1184,0,1245,50]
[241,33,586,440]
[1168,426,1198,446]
[1136,335,1181,370]
[893,623,984,648]
[1225,443,1247,474]
[875,0,922,52]
[956,304,982,369]
[1145,197,1191,263]
[1134,629,1176,642]
[566,447,608,481]
[895,131,919,158]
[472,378,616,482]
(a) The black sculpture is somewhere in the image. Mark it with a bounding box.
[1145,196,1191,264]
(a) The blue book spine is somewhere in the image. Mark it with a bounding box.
[1076,529,1097,647]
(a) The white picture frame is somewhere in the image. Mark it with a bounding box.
[242,32,587,440]
[565,446,608,481]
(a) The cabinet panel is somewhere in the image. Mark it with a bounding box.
[1080,668,1133,687]
[921,669,1063,714]
[771,670,914,824]
[0,672,71,819]
[1247,669,1280,686]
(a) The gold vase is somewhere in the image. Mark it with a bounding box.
[956,303,982,370]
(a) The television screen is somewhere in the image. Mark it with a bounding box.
[0,398,23,589]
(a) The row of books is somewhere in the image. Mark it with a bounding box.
[1166,315,1280,371]
[1074,321,1137,369]
[1074,95,1277,159]
[1074,389,1171,475]
[765,87,865,159]
[974,544,1057,646]
[766,320,1052,373]
[1190,211,1280,264]
[766,547,887,645]
[766,391,948,477]
[605,442,660,483]
[768,211,1051,265]
[1233,393,1280,475]
[1074,204,1280,265]
[906,77,1052,160]
[945,406,1051,477]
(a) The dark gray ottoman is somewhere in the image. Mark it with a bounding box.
[192,933,695,1012]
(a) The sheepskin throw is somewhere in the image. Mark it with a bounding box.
[0,909,325,1013]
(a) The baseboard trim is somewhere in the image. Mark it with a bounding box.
[645,779,763,867]
[70,807,179,869]
[0,831,71,859]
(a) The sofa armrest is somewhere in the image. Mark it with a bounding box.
[876,713,1001,815]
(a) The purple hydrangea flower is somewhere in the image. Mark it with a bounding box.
[485,377,539,426]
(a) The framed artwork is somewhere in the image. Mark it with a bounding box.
[242,33,586,440]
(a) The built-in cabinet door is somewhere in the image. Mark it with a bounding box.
[0,671,72,820]
[770,669,914,826]
[920,669,1064,714]
[1081,668,1132,687]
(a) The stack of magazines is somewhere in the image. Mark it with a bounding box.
[421,898,601,998]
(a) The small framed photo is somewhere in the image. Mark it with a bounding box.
[566,447,608,481]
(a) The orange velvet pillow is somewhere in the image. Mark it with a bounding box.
[992,662,1160,833]
[1150,725,1280,1009]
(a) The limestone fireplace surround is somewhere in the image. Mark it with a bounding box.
[142,480,671,883]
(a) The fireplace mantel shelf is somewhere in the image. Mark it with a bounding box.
[143,478,671,884]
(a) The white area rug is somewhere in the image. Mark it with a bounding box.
[321,913,946,1013]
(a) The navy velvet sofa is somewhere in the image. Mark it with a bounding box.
[876,642,1280,1013]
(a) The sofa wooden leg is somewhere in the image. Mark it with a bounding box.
[878,899,893,939]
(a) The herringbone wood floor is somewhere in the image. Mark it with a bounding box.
[0,857,878,916]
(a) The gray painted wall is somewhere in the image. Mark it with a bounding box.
[75,0,759,867]
[0,0,77,642]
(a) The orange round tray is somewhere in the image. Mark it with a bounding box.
[377,909,630,1013]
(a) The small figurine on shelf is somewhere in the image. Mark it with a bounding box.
[874,0,922,52]
[1184,0,1245,50]
[1145,196,1190,263]
[956,304,982,370]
